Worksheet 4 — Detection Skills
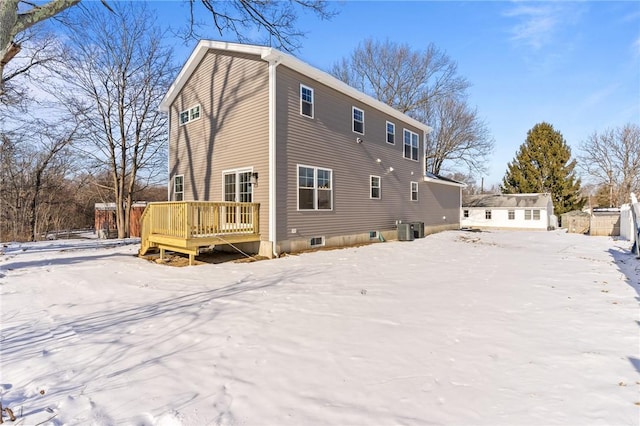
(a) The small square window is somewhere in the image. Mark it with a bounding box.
[508,210,515,220]
[353,107,364,134]
[190,105,200,120]
[369,231,379,239]
[386,121,395,144]
[179,110,190,125]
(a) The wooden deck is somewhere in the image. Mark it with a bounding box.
[139,201,260,265]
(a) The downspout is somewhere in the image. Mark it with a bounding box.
[166,109,171,200]
[266,54,280,258]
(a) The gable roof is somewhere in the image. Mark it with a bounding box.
[160,40,432,135]
[462,193,552,208]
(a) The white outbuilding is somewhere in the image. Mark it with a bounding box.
[461,193,556,231]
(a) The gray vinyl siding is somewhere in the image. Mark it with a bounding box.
[168,49,270,240]
[275,66,457,242]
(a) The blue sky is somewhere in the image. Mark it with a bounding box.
[155,1,640,187]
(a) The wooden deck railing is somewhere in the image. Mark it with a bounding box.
[139,201,260,262]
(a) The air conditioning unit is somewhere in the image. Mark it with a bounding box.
[412,221,425,238]
[397,223,414,241]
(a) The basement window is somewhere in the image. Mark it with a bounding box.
[310,236,325,248]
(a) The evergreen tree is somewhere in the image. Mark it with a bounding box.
[501,122,584,215]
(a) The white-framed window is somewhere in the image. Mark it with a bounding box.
[403,129,419,161]
[508,209,515,220]
[410,181,418,201]
[174,175,184,201]
[310,236,325,247]
[463,209,469,218]
[525,209,532,220]
[485,209,492,220]
[370,175,381,199]
[352,107,364,134]
[179,104,201,125]
[300,84,314,118]
[533,209,541,220]
[298,165,333,210]
[369,231,379,239]
[386,121,395,144]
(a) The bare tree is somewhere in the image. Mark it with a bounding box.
[1,0,336,98]
[331,38,469,113]
[423,96,493,175]
[578,123,640,207]
[0,120,76,241]
[332,38,493,177]
[52,2,174,238]
[187,0,335,51]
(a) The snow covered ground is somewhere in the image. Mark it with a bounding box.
[0,230,638,425]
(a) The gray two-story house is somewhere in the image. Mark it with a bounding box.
[157,40,462,259]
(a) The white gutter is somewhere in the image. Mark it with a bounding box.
[423,175,467,188]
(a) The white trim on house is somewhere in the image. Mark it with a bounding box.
[268,58,279,256]
[423,173,467,187]
[159,40,432,136]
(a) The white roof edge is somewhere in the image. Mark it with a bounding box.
[423,176,467,188]
[160,40,433,134]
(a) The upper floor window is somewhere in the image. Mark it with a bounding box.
[370,175,381,199]
[300,85,314,118]
[179,105,201,125]
[352,107,364,134]
[174,175,184,201]
[410,181,418,201]
[386,121,395,144]
[485,209,492,220]
[403,129,419,161]
[298,165,333,210]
